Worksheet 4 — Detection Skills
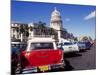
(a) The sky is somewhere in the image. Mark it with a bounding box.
[11,1,96,39]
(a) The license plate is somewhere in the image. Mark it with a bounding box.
[39,65,49,71]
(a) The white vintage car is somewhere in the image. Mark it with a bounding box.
[58,41,79,53]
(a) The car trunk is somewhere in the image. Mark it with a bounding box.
[21,49,63,67]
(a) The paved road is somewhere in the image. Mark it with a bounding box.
[64,45,96,71]
[44,45,96,73]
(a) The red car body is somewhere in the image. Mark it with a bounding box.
[21,49,63,67]
[18,38,64,73]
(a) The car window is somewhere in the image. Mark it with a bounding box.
[11,44,27,51]
[20,44,27,50]
[73,42,77,44]
[64,42,72,45]
[11,44,20,54]
[58,43,63,46]
[30,42,54,50]
[11,44,20,49]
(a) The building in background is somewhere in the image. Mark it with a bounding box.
[11,23,28,42]
[11,8,75,42]
[78,36,93,42]
[50,7,62,42]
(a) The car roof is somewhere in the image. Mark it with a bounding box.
[28,37,55,43]
[11,42,27,44]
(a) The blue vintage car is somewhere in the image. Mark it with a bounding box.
[84,41,92,50]
[77,41,92,50]
[76,42,86,50]
[11,42,27,74]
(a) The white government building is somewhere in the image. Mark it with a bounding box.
[11,8,73,42]
[50,7,63,42]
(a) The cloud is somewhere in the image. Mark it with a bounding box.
[84,11,96,20]
[65,18,70,22]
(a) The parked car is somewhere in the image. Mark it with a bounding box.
[76,41,92,50]
[11,42,27,51]
[16,37,64,73]
[11,44,19,74]
[58,41,79,53]
[84,41,92,50]
[76,42,86,50]
[11,42,27,74]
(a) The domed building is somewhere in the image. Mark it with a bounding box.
[50,7,62,30]
[50,7,66,42]
[11,7,73,42]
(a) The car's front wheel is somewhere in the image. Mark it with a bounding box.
[15,62,23,74]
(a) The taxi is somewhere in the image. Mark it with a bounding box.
[17,37,64,73]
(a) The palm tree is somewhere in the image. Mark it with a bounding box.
[49,28,58,40]
[19,25,25,42]
[16,27,20,39]
[24,25,29,37]
[49,28,55,35]
[38,21,46,35]
[74,37,78,41]
[29,26,33,31]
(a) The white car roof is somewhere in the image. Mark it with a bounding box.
[11,42,21,44]
[28,37,55,43]
[59,38,70,43]
[11,42,26,44]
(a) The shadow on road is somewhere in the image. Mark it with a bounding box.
[64,53,82,58]
[63,59,74,71]
[47,59,74,72]
[79,50,87,53]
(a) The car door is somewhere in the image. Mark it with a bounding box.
[62,42,73,52]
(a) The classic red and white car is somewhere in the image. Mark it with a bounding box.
[16,37,64,73]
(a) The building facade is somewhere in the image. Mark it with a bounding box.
[50,7,62,42]
[11,8,74,42]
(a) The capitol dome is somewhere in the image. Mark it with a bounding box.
[51,7,60,17]
[51,7,62,22]
[50,7,63,42]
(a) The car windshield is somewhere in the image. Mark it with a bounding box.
[11,44,27,51]
[11,44,20,49]
[78,42,85,44]
[30,42,54,50]
[58,43,63,46]
[64,42,72,45]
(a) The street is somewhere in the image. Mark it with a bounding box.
[14,45,96,74]
[13,44,96,74]
[46,45,96,73]
[64,45,96,71]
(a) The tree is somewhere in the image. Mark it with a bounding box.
[19,25,25,34]
[29,26,33,31]
[16,27,20,39]
[74,37,78,41]
[38,21,46,35]
[24,25,29,37]
[19,25,25,42]
[16,27,19,33]
[49,28,55,35]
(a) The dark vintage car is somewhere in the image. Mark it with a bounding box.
[11,42,27,74]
